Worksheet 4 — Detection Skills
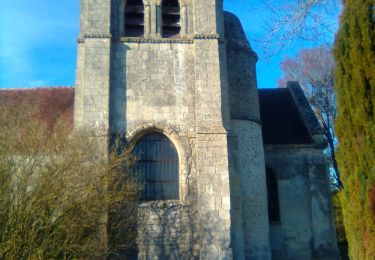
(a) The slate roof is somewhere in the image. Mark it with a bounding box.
[259,82,323,145]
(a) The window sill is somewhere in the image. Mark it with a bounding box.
[138,200,184,209]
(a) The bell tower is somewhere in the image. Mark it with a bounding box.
[75,0,237,258]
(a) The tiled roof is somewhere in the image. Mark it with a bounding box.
[0,87,74,130]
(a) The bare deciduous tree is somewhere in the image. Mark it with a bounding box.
[242,0,340,57]
[0,106,140,259]
[278,45,343,189]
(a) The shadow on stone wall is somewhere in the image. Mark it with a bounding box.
[137,201,200,259]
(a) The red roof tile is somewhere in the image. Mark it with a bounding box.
[0,87,74,130]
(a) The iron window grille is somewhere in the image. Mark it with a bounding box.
[134,132,179,200]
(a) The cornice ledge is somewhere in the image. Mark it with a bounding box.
[119,37,194,44]
[231,116,262,126]
[264,143,325,150]
[194,33,220,39]
[194,34,226,44]
[83,33,112,39]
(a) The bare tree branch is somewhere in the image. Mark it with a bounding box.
[278,45,343,189]
[245,0,341,57]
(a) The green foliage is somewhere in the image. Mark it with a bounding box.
[334,0,375,259]
[0,106,140,259]
[333,192,349,259]
[333,192,347,244]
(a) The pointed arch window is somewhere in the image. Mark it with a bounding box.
[124,0,144,37]
[266,168,280,224]
[134,132,179,200]
[162,0,181,38]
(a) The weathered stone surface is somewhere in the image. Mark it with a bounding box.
[138,201,199,259]
[265,147,338,259]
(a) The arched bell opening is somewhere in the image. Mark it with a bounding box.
[124,0,145,37]
[161,0,181,38]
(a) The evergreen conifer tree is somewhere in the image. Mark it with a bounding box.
[334,0,375,258]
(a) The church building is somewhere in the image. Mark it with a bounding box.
[0,0,338,259]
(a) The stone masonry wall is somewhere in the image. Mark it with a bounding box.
[74,0,111,130]
[230,121,271,260]
[109,38,199,259]
[265,146,338,260]
[137,201,200,259]
[110,41,196,134]
[225,10,271,258]
[75,0,244,258]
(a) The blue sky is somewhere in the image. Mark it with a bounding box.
[0,1,338,89]
[0,1,79,88]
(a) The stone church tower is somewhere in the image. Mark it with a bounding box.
[74,0,338,259]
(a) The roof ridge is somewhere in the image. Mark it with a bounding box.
[258,87,288,91]
[0,86,74,91]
